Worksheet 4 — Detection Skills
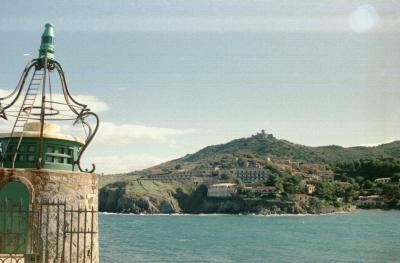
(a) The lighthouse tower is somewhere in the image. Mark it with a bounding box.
[0,24,99,263]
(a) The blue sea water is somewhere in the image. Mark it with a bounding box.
[99,210,400,263]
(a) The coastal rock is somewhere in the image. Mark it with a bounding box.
[99,180,186,213]
[99,180,355,215]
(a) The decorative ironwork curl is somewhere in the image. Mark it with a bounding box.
[75,112,99,173]
[54,61,88,115]
[0,57,99,173]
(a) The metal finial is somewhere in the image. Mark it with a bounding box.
[39,23,55,60]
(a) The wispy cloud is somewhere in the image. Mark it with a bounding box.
[95,122,193,144]
[0,88,192,144]
[88,154,174,174]
[72,94,109,112]
[0,89,109,113]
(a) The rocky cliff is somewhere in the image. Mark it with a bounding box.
[99,180,351,214]
[99,180,192,213]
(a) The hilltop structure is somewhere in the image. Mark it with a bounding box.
[0,24,99,262]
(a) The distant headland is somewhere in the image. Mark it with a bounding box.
[99,131,400,215]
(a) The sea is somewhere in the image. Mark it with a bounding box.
[99,210,400,263]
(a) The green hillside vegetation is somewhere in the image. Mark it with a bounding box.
[183,132,400,164]
[333,158,400,208]
[98,174,141,188]
[99,131,400,213]
[334,158,400,181]
[138,131,400,174]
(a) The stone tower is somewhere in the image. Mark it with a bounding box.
[0,24,99,263]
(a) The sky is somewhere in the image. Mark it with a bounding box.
[0,0,400,174]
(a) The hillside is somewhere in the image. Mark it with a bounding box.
[99,131,400,214]
[133,131,400,175]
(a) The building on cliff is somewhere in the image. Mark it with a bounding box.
[304,184,316,194]
[233,169,269,182]
[0,24,100,263]
[374,178,391,184]
[147,168,270,185]
[354,195,385,208]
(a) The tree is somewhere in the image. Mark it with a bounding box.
[267,173,284,192]
[363,180,374,189]
[383,184,400,208]
[391,172,400,183]
[308,197,322,212]
[315,180,337,203]
[355,176,364,183]
[282,175,301,194]
[342,184,359,203]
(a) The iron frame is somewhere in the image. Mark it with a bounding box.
[0,58,99,173]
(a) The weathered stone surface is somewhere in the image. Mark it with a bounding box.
[0,168,99,262]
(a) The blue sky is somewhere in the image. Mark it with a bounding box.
[0,1,400,173]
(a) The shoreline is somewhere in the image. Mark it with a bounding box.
[99,210,353,217]
[99,208,400,217]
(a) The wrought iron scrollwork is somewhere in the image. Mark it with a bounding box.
[0,57,99,173]
[0,59,39,120]
[74,111,99,173]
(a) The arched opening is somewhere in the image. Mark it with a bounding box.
[0,181,31,253]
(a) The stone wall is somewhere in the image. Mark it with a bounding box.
[0,168,99,263]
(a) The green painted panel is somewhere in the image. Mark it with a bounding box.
[0,137,82,171]
[0,181,30,203]
[0,181,30,253]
